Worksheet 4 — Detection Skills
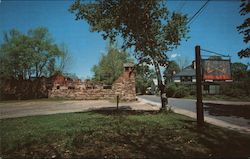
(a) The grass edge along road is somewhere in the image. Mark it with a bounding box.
[1,110,250,158]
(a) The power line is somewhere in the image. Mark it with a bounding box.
[201,49,230,57]
[187,0,210,25]
[188,1,209,26]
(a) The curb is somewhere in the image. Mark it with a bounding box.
[137,97,250,134]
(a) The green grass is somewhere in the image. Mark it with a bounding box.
[1,110,250,158]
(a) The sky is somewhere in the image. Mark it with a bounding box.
[0,0,249,79]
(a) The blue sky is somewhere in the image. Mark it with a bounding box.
[0,0,249,78]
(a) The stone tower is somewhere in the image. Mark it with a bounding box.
[112,63,136,101]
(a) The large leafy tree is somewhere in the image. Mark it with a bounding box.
[70,0,188,109]
[237,0,250,58]
[92,45,131,85]
[0,27,68,80]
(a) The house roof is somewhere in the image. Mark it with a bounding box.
[174,67,196,77]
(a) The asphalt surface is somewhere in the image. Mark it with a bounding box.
[138,95,250,131]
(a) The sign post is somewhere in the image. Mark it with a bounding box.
[116,95,119,110]
[195,45,204,127]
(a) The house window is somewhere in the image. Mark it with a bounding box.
[181,76,192,82]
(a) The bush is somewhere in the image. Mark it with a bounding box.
[175,86,190,98]
[190,89,196,95]
[165,84,177,97]
[165,83,190,98]
[220,81,249,97]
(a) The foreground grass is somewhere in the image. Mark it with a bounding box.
[1,111,250,158]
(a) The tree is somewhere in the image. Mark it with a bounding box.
[70,0,188,109]
[231,62,248,81]
[163,60,180,84]
[0,27,68,80]
[237,0,250,58]
[92,45,132,85]
[135,63,156,94]
[57,43,72,73]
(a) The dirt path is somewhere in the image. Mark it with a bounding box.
[0,100,159,119]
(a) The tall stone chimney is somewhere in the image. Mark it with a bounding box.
[112,62,136,101]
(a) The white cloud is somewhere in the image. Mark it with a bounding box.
[170,53,180,59]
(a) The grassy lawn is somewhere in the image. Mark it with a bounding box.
[1,110,250,158]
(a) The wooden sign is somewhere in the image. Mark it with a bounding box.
[202,59,232,80]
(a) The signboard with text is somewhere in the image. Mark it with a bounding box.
[202,59,232,80]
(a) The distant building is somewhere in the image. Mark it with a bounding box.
[173,63,196,83]
[172,61,224,95]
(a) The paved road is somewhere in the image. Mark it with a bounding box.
[138,95,250,133]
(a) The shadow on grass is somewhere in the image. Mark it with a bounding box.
[84,105,161,116]
[182,121,250,158]
[71,115,190,158]
[204,103,250,119]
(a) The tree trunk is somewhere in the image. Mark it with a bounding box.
[153,60,167,110]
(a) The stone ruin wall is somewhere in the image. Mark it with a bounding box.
[49,64,136,101]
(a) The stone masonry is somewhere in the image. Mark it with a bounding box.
[49,63,136,101]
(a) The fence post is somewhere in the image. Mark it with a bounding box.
[195,45,204,127]
[116,95,119,110]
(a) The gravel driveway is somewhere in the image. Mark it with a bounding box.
[0,99,159,119]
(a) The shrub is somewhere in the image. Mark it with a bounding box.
[165,83,190,98]
[175,85,190,98]
[165,83,177,97]
[220,82,249,97]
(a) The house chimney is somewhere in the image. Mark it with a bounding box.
[123,62,134,72]
[123,62,134,77]
[192,61,196,69]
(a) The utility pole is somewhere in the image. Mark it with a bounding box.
[195,45,204,127]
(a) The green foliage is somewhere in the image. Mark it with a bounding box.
[69,0,188,63]
[69,0,189,108]
[220,77,250,98]
[0,27,69,80]
[218,62,249,98]
[175,85,190,98]
[135,64,156,94]
[165,83,178,97]
[92,46,131,85]
[165,83,190,98]
[164,60,180,84]
[231,62,248,81]
[237,0,250,58]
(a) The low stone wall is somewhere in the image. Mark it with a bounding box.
[49,63,136,101]
[49,87,115,100]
